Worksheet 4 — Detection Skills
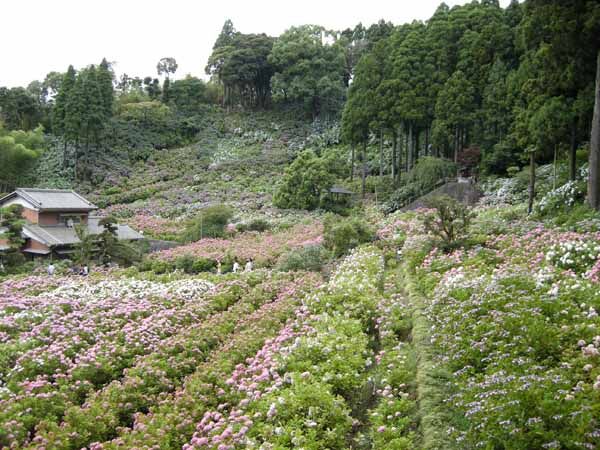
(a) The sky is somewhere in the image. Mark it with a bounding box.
[2,0,513,88]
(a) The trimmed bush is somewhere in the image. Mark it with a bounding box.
[323,215,374,257]
[276,245,328,272]
[183,205,233,242]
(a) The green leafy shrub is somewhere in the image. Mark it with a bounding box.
[273,150,334,210]
[183,204,233,242]
[323,215,374,257]
[386,184,421,212]
[192,257,216,273]
[423,195,473,251]
[276,245,328,272]
[406,157,456,187]
[174,255,195,273]
[250,380,352,449]
[236,219,271,233]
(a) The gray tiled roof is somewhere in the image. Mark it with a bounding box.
[23,219,143,247]
[23,224,80,246]
[1,188,98,211]
[88,216,144,241]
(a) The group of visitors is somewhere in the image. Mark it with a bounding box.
[233,258,253,273]
[216,258,253,275]
[46,262,89,276]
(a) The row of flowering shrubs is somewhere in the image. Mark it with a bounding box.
[179,247,387,449]
[0,271,318,448]
[383,206,600,449]
[40,247,383,450]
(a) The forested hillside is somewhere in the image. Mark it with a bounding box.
[2,1,600,449]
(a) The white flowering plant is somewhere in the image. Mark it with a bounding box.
[536,180,585,216]
[546,240,600,274]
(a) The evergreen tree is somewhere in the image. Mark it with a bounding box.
[52,65,76,143]
[432,70,476,163]
[97,58,115,118]
[269,25,346,118]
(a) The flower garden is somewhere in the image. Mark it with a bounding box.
[378,202,600,449]
[3,160,600,449]
[147,222,323,271]
[1,243,421,449]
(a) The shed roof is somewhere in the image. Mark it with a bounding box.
[329,186,354,195]
[88,216,144,241]
[0,188,97,211]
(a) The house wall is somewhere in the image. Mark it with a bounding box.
[0,237,8,247]
[39,212,59,225]
[22,208,39,224]
[36,212,90,226]
[25,239,50,254]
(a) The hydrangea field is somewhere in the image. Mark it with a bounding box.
[380,203,600,449]
[151,222,323,267]
[3,186,600,449]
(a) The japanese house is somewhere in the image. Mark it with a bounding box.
[0,188,143,258]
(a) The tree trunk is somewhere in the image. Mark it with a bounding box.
[379,129,384,177]
[391,130,397,182]
[569,120,577,181]
[62,140,68,169]
[590,50,600,210]
[398,126,404,177]
[361,141,367,199]
[454,127,459,164]
[408,122,413,171]
[553,143,558,190]
[350,144,355,182]
[425,126,430,156]
[528,150,536,215]
[74,139,79,181]
[415,127,420,164]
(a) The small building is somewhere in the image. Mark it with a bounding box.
[329,186,355,199]
[0,188,143,258]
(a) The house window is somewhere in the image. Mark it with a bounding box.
[60,215,82,227]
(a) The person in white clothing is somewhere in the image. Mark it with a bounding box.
[245,259,253,272]
[232,260,240,273]
[47,263,55,276]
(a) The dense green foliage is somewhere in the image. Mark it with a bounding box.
[183,205,234,242]
[343,0,600,181]
[3,1,597,204]
[323,214,374,257]
[0,123,45,190]
[0,205,25,269]
[273,150,335,210]
[276,245,328,272]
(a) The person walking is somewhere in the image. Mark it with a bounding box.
[47,262,55,276]
[232,259,240,273]
[245,258,253,272]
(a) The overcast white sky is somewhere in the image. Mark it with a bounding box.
[2,0,512,88]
